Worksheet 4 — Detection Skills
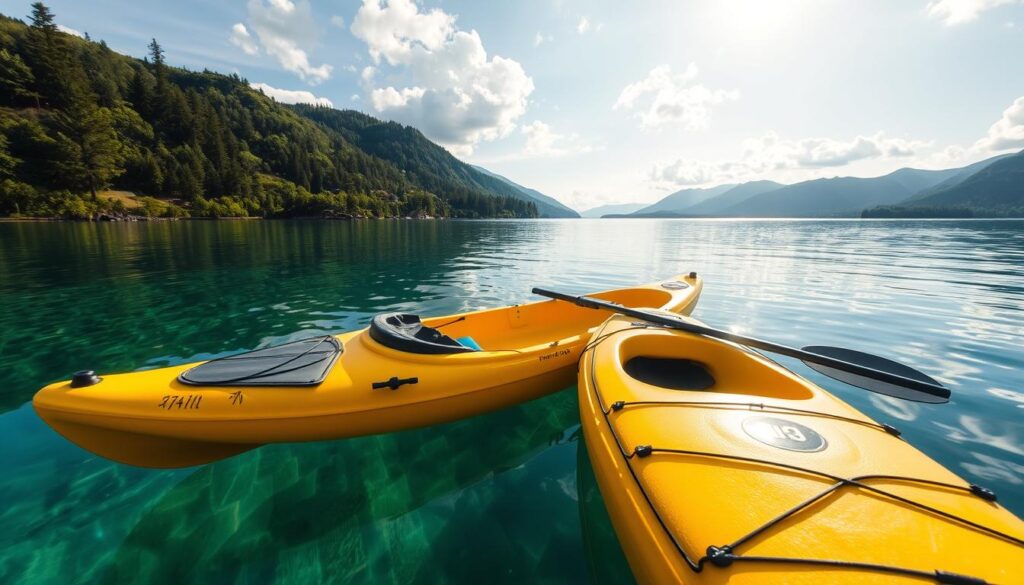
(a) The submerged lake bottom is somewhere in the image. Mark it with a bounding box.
[0,219,1022,584]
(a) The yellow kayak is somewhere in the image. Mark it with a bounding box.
[33,274,702,468]
[579,313,1024,585]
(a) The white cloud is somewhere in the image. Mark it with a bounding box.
[533,32,552,47]
[927,0,1022,26]
[229,23,259,55]
[57,24,84,38]
[350,0,534,154]
[651,131,930,186]
[521,121,592,157]
[360,65,376,87]
[614,63,739,130]
[350,0,455,65]
[577,16,591,34]
[231,0,332,84]
[974,95,1024,151]
[250,82,333,106]
[371,86,426,109]
[330,15,346,29]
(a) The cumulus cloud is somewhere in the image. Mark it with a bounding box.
[521,121,593,157]
[651,132,929,186]
[350,0,534,154]
[229,23,259,55]
[927,0,1022,26]
[330,15,346,29]
[577,17,591,34]
[534,32,552,47]
[614,63,739,130]
[250,82,333,106]
[231,0,332,84]
[351,0,455,65]
[57,24,84,38]
[974,95,1024,151]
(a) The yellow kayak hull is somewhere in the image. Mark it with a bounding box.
[33,274,702,468]
[579,314,1024,585]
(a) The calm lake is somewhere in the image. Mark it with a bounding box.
[1,219,1022,584]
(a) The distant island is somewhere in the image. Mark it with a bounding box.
[0,4,570,220]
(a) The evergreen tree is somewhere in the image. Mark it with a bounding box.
[54,107,124,198]
[0,48,38,106]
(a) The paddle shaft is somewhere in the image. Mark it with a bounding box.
[532,288,951,401]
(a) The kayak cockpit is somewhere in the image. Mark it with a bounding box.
[617,332,815,400]
[177,336,343,386]
[370,313,482,354]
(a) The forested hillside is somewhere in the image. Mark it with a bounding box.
[0,4,538,219]
[292,105,566,217]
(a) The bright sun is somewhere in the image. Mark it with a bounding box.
[716,0,805,41]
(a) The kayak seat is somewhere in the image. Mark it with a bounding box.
[456,336,483,351]
[623,356,715,390]
[370,313,479,355]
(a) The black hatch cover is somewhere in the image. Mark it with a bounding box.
[178,336,342,387]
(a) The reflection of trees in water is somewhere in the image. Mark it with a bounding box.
[103,389,580,584]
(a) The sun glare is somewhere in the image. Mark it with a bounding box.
[715,0,805,41]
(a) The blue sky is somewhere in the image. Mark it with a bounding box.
[3,0,1023,210]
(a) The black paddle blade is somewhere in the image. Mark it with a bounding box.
[801,345,949,404]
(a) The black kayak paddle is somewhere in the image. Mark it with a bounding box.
[532,287,950,404]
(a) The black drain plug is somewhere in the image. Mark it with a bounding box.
[70,370,101,388]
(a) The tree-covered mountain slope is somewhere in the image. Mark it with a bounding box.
[887,150,1023,215]
[899,153,1015,204]
[469,165,578,218]
[0,6,537,219]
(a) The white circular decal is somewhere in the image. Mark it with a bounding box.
[742,416,827,452]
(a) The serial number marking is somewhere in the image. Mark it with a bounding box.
[158,394,202,410]
[229,391,244,406]
[538,348,571,362]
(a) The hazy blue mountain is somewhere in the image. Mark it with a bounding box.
[717,166,977,217]
[896,150,1024,214]
[682,181,784,215]
[901,153,1015,203]
[470,166,580,218]
[580,203,647,218]
[719,175,913,217]
[633,184,736,215]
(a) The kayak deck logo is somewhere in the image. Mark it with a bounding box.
[742,416,827,452]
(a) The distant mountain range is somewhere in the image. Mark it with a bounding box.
[579,203,646,218]
[604,152,1022,219]
[864,151,1023,217]
[632,184,735,215]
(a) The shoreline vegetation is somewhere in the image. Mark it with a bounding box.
[0,4,540,221]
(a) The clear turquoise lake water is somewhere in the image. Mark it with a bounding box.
[1,219,1021,583]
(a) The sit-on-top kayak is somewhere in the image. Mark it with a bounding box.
[33,274,701,468]
[579,313,1024,585]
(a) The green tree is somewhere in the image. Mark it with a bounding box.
[0,49,39,106]
[55,107,124,198]
[0,134,20,180]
